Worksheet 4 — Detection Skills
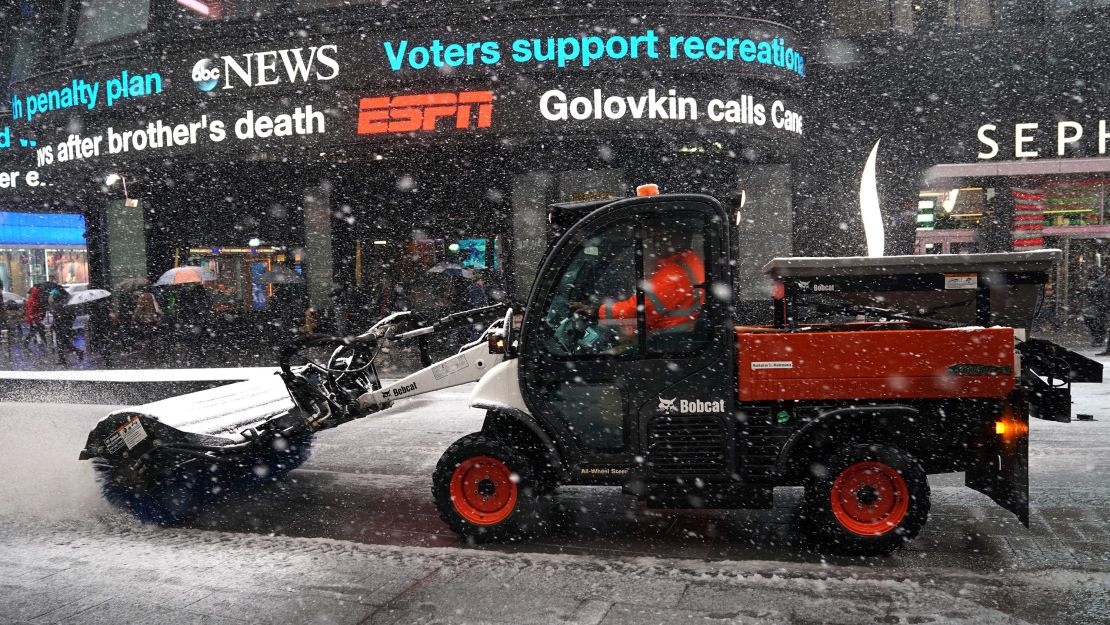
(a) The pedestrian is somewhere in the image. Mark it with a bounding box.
[173,284,211,364]
[130,288,164,360]
[269,284,306,336]
[1095,268,1110,356]
[132,289,164,327]
[464,274,491,340]
[49,288,83,365]
[1035,281,1062,334]
[0,280,7,345]
[1081,267,1106,348]
[23,286,47,349]
[464,275,487,309]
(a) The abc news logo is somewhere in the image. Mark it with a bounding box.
[357,91,494,135]
[192,45,339,92]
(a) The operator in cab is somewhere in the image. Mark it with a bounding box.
[543,185,708,356]
[567,225,705,355]
[572,237,704,334]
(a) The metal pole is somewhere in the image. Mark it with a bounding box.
[1059,237,1069,323]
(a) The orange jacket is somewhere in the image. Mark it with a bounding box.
[598,250,705,333]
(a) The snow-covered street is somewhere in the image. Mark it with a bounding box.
[2,357,1109,625]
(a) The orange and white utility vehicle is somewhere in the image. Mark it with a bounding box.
[83,191,1102,555]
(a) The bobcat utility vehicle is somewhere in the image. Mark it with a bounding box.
[82,189,1101,555]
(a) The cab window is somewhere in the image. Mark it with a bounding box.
[540,213,711,358]
[641,215,710,355]
[540,221,639,358]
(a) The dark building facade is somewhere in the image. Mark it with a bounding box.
[2,1,1109,340]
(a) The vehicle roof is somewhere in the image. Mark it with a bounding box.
[763,250,1062,278]
[548,198,617,225]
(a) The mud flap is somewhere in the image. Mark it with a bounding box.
[965,394,1029,526]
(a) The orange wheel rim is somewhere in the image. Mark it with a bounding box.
[830,461,910,536]
[449,456,518,525]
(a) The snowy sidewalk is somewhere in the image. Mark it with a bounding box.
[0,516,1091,625]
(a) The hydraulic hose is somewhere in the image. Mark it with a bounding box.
[279,333,379,377]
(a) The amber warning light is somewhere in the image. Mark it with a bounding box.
[995,420,1028,437]
[636,183,659,196]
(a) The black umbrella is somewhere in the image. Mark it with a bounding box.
[33,281,66,301]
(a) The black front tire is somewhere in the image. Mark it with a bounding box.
[433,432,546,543]
[802,443,930,556]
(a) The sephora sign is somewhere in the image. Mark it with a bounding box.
[977,120,1110,160]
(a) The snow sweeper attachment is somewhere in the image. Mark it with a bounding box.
[81,304,514,524]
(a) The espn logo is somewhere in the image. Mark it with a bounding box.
[357,91,494,134]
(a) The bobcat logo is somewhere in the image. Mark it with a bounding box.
[796,281,811,290]
[657,396,727,414]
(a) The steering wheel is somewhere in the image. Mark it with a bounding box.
[544,295,570,331]
[552,305,599,354]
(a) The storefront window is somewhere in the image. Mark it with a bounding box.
[1043,180,1105,227]
[73,0,149,47]
[920,180,1108,233]
[917,187,985,231]
[916,176,1110,327]
[0,212,89,294]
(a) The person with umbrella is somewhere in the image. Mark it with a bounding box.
[171,283,212,364]
[258,265,307,335]
[156,266,217,286]
[48,287,83,365]
[65,288,112,364]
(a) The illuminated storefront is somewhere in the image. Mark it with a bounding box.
[0,211,89,294]
[916,164,1110,321]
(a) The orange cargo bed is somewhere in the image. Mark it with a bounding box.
[736,326,1016,402]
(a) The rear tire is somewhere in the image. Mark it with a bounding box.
[433,433,546,543]
[802,444,930,556]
